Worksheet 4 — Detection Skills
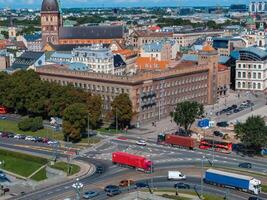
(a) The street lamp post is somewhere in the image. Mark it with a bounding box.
[87,113,90,144]
[115,107,118,134]
[72,178,83,200]
[201,155,205,199]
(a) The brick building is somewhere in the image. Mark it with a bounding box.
[36,46,218,125]
[41,0,123,47]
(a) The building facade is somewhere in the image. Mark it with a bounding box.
[249,1,267,13]
[37,46,218,125]
[173,30,225,47]
[41,0,123,47]
[71,45,114,74]
[236,47,267,93]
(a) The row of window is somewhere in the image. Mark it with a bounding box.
[43,78,130,94]
[236,81,262,90]
[237,63,263,69]
[237,71,262,79]
[139,75,207,93]
[72,57,113,63]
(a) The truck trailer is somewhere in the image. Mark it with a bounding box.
[112,152,152,173]
[157,133,197,149]
[204,169,261,195]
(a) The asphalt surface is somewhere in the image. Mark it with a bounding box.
[1,136,267,200]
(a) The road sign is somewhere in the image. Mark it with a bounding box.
[198,119,209,128]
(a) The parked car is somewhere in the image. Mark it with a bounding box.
[239,162,252,169]
[0,170,6,178]
[14,134,22,139]
[106,188,121,197]
[216,121,229,127]
[136,140,146,146]
[135,182,149,189]
[47,140,59,145]
[231,104,238,109]
[7,132,15,138]
[83,191,99,199]
[0,115,7,120]
[25,136,35,141]
[34,137,43,143]
[96,166,104,174]
[42,137,49,143]
[174,182,190,189]
[119,179,134,187]
[104,185,119,192]
[213,131,225,137]
[1,132,9,138]
[248,197,263,200]
[233,108,240,113]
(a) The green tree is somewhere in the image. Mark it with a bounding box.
[0,31,8,39]
[235,116,267,152]
[172,101,204,130]
[62,103,87,142]
[111,93,133,129]
[87,95,102,129]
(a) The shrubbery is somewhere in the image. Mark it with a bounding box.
[18,117,44,132]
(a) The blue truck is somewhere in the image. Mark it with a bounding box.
[204,169,261,195]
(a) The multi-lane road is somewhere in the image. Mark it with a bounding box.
[1,135,267,200]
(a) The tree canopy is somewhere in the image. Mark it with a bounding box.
[172,101,204,130]
[235,116,267,151]
[0,70,104,140]
[62,103,88,142]
[111,93,133,129]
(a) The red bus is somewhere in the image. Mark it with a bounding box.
[199,138,232,154]
[0,106,7,114]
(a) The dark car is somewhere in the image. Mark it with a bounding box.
[174,182,190,189]
[216,121,229,127]
[233,108,240,113]
[106,188,121,197]
[104,185,119,192]
[34,137,43,142]
[248,197,263,200]
[239,162,252,169]
[213,131,224,137]
[0,132,8,138]
[135,182,149,189]
[231,104,238,109]
[42,137,49,143]
[83,191,99,199]
[96,166,104,174]
[7,132,15,138]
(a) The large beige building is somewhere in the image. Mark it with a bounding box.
[173,30,225,47]
[37,46,219,125]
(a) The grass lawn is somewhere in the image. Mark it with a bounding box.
[31,168,47,181]
[204,194,224,200]
[262,185,267,193]
[50,161,80,176]
[0,119,63,140]
[0,149,48,178]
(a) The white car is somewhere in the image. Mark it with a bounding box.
[136,140,146,146]
[25,136,35,141]
[47,140,59,145]
[14,134,20,139]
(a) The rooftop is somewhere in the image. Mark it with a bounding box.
[59,26,123,40]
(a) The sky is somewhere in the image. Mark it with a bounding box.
[0,0,251,9]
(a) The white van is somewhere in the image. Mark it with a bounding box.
[168,171,186,180]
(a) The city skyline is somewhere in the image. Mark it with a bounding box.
[0,0,253,9]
